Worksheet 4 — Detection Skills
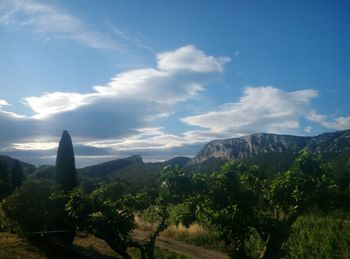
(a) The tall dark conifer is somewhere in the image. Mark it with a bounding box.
[53,130,77,243]
[55,130,77,191]
[11,160,23,188]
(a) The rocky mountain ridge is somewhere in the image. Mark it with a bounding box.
[1,130,349,184]
[191,130,350,164]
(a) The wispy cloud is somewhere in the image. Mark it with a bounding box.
[181,86,350,137]
[22,45,227,119]
[0,45,230,165]
[0,99,10,107]
[157,45,231,73]
[0,0,118,49]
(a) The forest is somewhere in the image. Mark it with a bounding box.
[1,130,350,259]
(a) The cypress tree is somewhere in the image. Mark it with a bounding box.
[55,130,77,191]
[53,130,77,243]
[11,160,23,188]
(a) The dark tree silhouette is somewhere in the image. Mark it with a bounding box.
[0,160,9,183]
[53,130,77,243]
[55,130,77,191]
[11,160,23,188]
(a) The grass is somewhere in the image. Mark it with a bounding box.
[0,231,189,259]
[0,232,46,259]
[163,223,226,251]
[136,213,228,252]
[138,212,350,258]
[74,231,118,257]
[3,213,349,258]
[286,213,350,259]
[244,213,350,258]
[74,231,190,259]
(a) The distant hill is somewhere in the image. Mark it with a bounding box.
[2,130,349,188]
[78,155,191,191]
[0,155,36,176]
[189,130,350,182]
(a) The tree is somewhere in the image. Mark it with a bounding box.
[10,160,24,188]
[188,150,340,258]
[0,161,12,201]
[66,166,191,259]
[55,130,77,192]
[192,163,261,258]
[66,187,135,259]
[260,150,339,258]
[53,130,78,243]
[0,180,66,235]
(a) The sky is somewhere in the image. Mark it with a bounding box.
[0,0,349,167]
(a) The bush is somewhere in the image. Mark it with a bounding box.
[0,179,66,235]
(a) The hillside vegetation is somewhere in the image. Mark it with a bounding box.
[1,129,350,258]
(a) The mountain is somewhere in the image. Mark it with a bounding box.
[0,155,36,176]
[192,133,310,164]
[1,130,349,189]
[79,155,144,179]
[190,130,350,180]
[78,155,191,191]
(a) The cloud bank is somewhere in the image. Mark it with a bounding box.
[1,43,349,166]
[0,45,230,165]
[182,86,350,138]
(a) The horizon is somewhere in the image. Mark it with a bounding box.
[2,128,348,168]
[1,0,349,166]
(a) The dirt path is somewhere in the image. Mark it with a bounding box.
[132,230,229,259]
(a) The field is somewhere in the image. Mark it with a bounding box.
[0,231,190,259]
[1,212,350,258]
[0,232,46,259]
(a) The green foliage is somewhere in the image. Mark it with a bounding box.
[286,213,350,259]
[181,150,345,258]
[0,160,9,183]
[0,182,13,201]
[66,187,135,258]
[269,149,339,214]
[159,166,193,204]
[31,165,55,180]
[65,166,195,259]
[10,160,24,188]
[199,162,259,257]
[55,130,77,191]
[91,181,125,202]
[0,179,66,235]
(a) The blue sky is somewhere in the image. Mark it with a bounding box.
[0,0,349,166]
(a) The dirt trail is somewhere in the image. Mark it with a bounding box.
[132,229,229,259]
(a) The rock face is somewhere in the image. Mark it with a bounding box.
[192,130,350,164]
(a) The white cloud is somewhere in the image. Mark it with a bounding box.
[24,92,92,119]
[304,126,313,133]
[0,45,228,164]
[307,110,350,130]
[22,45,223,119]
[12,141,57,151]
[157,45,230,73]
[0,99,10,107]
[0,0,117,49]
[181,86,350,138]
[93,68,205,105]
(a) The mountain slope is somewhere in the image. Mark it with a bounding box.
[78,156,191,190]
[190,130,350,179]
[0,155,36,175]
[192,133,310,164]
